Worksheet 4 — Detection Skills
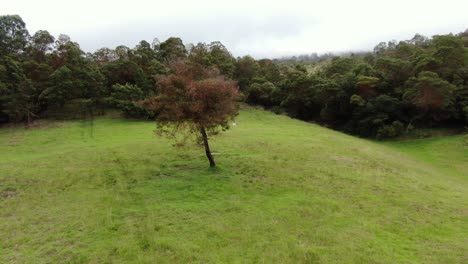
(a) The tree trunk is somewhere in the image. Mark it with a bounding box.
[26,111,31,129]
[200,127,216,167]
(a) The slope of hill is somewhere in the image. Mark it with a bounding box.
[0,108,466,263]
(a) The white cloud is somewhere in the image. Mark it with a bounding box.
[3,0,468,58]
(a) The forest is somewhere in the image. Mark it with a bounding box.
[1,14,467,138]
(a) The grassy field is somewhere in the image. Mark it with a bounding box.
[0,108,466,263]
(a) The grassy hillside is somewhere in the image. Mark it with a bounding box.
[0,108,466,263]
[384,134,467,182]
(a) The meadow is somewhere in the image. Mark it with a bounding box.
[0,108,466,263]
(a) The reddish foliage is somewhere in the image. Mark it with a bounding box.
[357,83,376,97]
[142,61,239,166]
[416,86,444,111]
[144,61,239,130]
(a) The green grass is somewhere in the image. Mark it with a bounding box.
[0,108,466,263]
[383,134,467,182]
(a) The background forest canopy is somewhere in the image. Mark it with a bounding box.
[1,14,467,139]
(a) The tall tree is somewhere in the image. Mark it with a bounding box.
[0,15,29,57]
[92,47,117,65]
[156,37,187,61]
[0,56,35,125]
[234,56,260,90]
[432,35,466,81]
[207,41,236,78]
[23,30,55,113]
[403,71,456,123]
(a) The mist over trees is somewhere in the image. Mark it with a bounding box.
[0,14,467,138]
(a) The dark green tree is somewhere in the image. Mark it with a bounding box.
[0,56,36,124]
[156,37,187,61]
[234,56,260,91]
[403,71,456,123]
[0,15,29,57]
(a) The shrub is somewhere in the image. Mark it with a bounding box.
[376,120,405,139]
[107,83,151,119]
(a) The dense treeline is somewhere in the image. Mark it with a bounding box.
[242,34,468,138]
[1,14,467,138]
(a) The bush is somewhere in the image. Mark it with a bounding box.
[463,106,468,123]
[246,81,276,107]
[376,120,405,139]
[270,106,285,115]
[107,83,151,119]
[120,102,152,119]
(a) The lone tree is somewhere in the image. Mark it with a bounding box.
[143,61,239,167]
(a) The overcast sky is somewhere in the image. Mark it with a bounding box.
[3,0,468,58]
